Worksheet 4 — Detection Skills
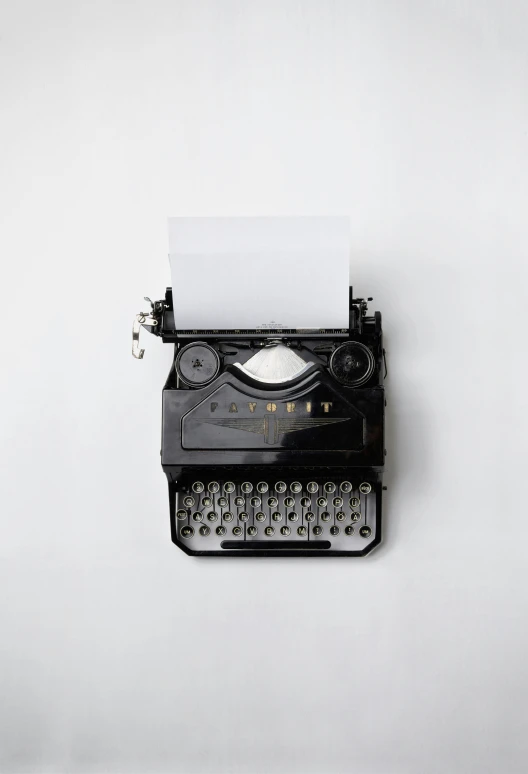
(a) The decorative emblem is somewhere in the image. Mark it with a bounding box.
[204,415,349,445]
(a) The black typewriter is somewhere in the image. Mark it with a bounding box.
[133,287,386,557]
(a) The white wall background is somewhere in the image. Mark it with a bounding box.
[1,1,527,772]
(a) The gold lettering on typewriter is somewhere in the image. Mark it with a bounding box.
[286,402,296,413]
[305,401,312,413]
[210,402,218,412]
[321,402,333,413]
[266,402,277,413]
[248,402,257,413]
[229,403,238,413]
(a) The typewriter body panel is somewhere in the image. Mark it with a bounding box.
[136,288,385,557]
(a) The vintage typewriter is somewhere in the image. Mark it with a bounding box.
[133,288,385,556]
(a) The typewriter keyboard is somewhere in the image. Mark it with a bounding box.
[174,478,379,554]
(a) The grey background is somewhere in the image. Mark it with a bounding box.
[1,1,527,772]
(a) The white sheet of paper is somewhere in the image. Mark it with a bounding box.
[168,217,350,330]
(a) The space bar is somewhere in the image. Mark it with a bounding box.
[221,541,331,550]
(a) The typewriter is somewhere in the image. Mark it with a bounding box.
[133,288,386,557]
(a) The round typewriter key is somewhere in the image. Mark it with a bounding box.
[333,497,343,508]
[268,497,278,508]
[183,496,195,508]
[307,481,318,493]
[272,512,282,522]
[216,525,226,536]
[192,481,204,494]
[340,481,352,493]
[247,525,257,537]
[241,482,253,494]
[208,481,220,494]
[255,512,266,522]
[192,512,203,522]
[329,341,375,387]
[250,496,261,507]
[345,525,354,536]
[217,496,228,508]
[290,481,302,494]
[336,511,346,521]
[359,482,372,494]
[202,496,212,507]
[232,525,243,537]
[275,481,287,493]
[234,496,245,507]
[180,525,194,539]
[305,511,315,522]
[324,482,336,493]
[284,496,295,508]
[351,511,361,522]
[239,512,249,522]
[359,525,372,538]
[313,525,323,536]
[330,525,340,536]
[297,525,307,536]
[256,481,269,494]
[223,512,234,522]
[264,526,275,536]
[207,512,218,522]
[176,342,220,387]
[280,526,291,536]
[288,512,299,522]
[321,511,331,522]
[223,481,235,493]
[350,497,360,508]
[317,497,327,508]
[176,509,187,520]
[199,525,210,537]
[300,497,311,508]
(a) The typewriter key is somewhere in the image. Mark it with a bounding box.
[180,525,194,539]
[313,525,323,536]
[268,497,278,508]
[234,496,245,507]
[359,482,372,494]
[329,341,375,387]
[280,526,291,536]
[175,342,220,387]
[336,511,346,521]
[359,526,372,538]
[333,497,343,508]
[217,496,228,508]
[257,481,269,494]
[291,481,302,494]
[208,481,220,494]
[223,512,234,522]
[272,512,282,522]
[183,496,195,508]
[321,511,331,522]
[297,526,307,537]
[224,482,235,493]
[305,512,315,522]
[247,525,257,537]
[307,482,318,493]
[199,525,210,537]
[192,481,204,493]
[345,525,354,536]
[264,526,275,536]
[300,497,311,508]
[330,525,340,536]
[340,481,352,493]
[288,512,299,522]
[284,496,295,508]
[192,512,203,522]
[350,497,360,508]
[239,512,249,522]
[202,496,212,507]
[317,497,327,508]
[207,512,218,522]
[241,482,253,494]
[176,509,187,520]
[324,482,336,493]
[216,525,226,536]
[250,496,261,507]
[233,526,243,537]
[255,512,266,522]
[275,481,287,493]
[351,511,361,522]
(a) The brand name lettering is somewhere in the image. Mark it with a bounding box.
[210,401,333,414]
